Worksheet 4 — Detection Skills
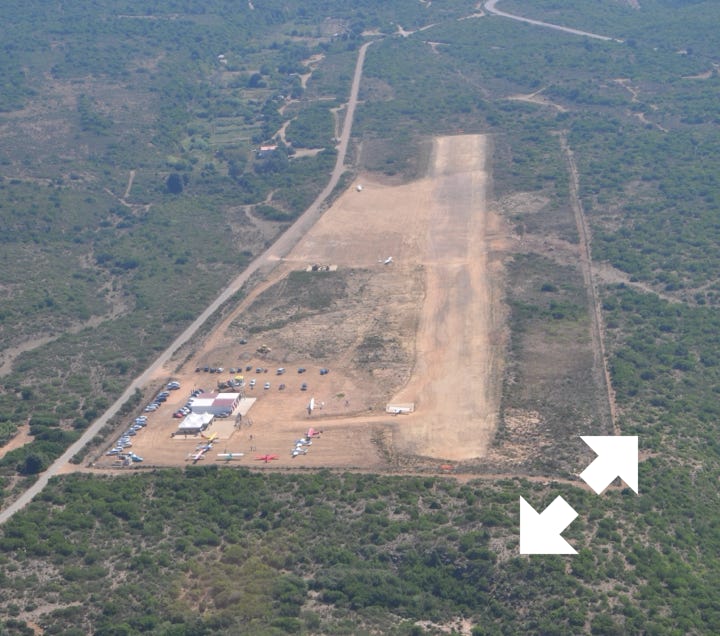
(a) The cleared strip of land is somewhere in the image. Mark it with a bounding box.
[391,135,506,460]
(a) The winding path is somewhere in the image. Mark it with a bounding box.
[484,0,619,42]
[0,40,373,526]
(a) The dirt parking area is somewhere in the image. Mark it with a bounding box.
[93,135,509,470]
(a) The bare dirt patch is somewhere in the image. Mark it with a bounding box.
[93,135,509,469]
[389,136,509,461]
[0,423,33,460]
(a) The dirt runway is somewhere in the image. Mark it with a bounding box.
[95,134,508,469]
[390,135,506,460]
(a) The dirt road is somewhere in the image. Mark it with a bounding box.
[484,0,618,42]
[0,40,373,526]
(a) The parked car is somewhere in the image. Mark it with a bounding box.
[297,367,306,374]
[319,368,329,375]
[279,383,286,390]
[301,383,308,391]
[264,382,271,389]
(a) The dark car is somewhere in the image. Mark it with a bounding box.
[300,383,308,391]
[319,368,329,375]
[297,367,306,374]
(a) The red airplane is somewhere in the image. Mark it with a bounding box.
[254,454,279,463]
[306,427,322,438]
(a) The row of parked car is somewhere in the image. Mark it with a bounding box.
[106,381,181,458]
[106,415,147,458]
[256,381,308,391]
[173,387,205,418]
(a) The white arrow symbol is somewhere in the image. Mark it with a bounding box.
[519,496,578,555]
[579,436,638,495]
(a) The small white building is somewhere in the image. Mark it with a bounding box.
[177,412,214,435]
[386,403,415,415]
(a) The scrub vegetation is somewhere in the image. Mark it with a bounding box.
[2,0,720,633]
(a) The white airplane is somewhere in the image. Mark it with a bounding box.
[217,452,244,461]
[188,448,208,464]
[295,438,312,446]
[291,447,308,457]
[378,256,393,265]
[307,397,315,415]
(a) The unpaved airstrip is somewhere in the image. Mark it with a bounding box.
[98,134,510,470]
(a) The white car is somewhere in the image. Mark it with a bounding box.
[264,382,270,390]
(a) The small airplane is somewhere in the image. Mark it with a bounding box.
[254,454,279,463]
[378,256,393,265]
[201,431,218,442]
[307,397,315,416]
[188,448,208,464]
[217,452,244,462]
[291,448,308,458]
[306,427,322,438]
[295,438,312,446]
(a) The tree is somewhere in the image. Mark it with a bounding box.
[166,173,184,194]
[20,453,46,475]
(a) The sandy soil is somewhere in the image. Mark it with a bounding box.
[389,135,507,460]
[92,134,509,470]
[0,423,32,460]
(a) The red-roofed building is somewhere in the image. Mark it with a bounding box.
[189,392,241,416]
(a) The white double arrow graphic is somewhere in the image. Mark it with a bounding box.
[519,436,639,555]
[519,496,578,555]
[580,436,638,495]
